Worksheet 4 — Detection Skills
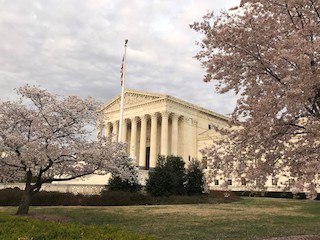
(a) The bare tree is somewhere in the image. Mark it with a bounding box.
[0,85,136,214]
[191,0,320,198]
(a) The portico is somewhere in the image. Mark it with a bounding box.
[102,90,229,169]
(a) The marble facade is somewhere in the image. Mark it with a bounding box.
[102,90,229,168]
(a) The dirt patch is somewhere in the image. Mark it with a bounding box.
[263,236,320,240]
[102,204,305,220]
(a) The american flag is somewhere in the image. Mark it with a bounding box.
[120,55,124,86]
[120,40,128,86]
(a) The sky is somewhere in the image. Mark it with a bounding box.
[0,0,240,116]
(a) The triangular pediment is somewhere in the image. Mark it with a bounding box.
[103,90,166,112]
[103,89,229,122]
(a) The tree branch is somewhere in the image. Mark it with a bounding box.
[43,168,99,183]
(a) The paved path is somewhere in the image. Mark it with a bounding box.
[264,236,320,240]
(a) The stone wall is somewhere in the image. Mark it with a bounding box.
[0,183,105,195]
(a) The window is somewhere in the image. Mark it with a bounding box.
[202,157,207,169]
[272,178,278,186]
[214,179,219,185]
[227,179,232,185]
[241,178,246,186]
[208,124,211,130]
[289,178,295,186]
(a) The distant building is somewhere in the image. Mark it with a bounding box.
[5,90,317,194]
[102,90,320,195]
[102,89,229,169]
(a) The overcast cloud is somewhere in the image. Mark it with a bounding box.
[0,0,240,115]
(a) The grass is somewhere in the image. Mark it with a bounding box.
[0,197,320,239]
[0,212,154,240]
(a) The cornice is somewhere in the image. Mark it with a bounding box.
[103,89,229,123]
[166,96,229,122]
[104,97,167,115]
[101,89,166,111]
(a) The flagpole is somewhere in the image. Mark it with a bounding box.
[118,39,128,142]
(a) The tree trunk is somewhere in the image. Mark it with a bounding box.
[16,170,33,215]
[16,188,32,215]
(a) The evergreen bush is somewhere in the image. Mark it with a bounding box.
[185,160,204,195]
[108,176,142,192]
[146,155,186,196]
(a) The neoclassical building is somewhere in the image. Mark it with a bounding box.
[102,89,229,168]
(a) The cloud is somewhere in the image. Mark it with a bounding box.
[0,0,240,115]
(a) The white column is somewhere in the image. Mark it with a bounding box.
[130,117,138,163]
[150,113,158,168]
[113,121,119,142]
[187,118,193,161]
[139,115,147,168]
[192,120,198,160]
[160,112,169,156]
[121,118,127,143]
[171,114,179,156]
[105,122,111,137]
[182,117,190,163]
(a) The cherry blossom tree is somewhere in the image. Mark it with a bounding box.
[191,0,320,198]
[0,85,137,214]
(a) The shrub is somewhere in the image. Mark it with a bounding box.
[108,176,141,192]
[146,165,176,196]
[0,188,22,205]
[32,191,80,206]
[0,189,81,206]
[100,190,148,205]
[166,156,187,195]
[0,188,240,206]
[146,155,186,196]
[80,194,104,206]
[185,160,204,195]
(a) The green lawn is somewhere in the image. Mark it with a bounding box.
[1,197,320,240]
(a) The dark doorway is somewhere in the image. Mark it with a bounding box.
[145,147,150,170]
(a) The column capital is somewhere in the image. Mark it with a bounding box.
[113,120,119,124]
[161,111,170,118]
[150,112,159,120]
[182,116,191,124]
[171,113,180,120]
[113,120,119,127]
[131,116,139,123]
[139,114,148,121]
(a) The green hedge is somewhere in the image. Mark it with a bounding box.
[234,191,320,200]
[0,188,22,205]
[0,188,239,206]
